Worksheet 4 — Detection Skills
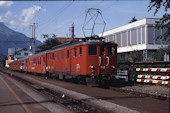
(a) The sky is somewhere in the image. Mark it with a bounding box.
[0,0,167,42]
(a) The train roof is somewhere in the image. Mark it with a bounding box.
[50,39,117,53]
[14,39,117,61]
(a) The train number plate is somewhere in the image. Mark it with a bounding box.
[100,66,105,69]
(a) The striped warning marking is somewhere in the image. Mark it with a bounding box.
[137,79,170,85]
[136,68,170,72]
[137,75,170,80]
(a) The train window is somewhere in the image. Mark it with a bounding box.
[100,46,104,55]
[88,46,97,55]
[61,51,64,59]
[38,57,41,64]
[80,47,82,56]
[52,53,54,60]
[67,50,69,58]
[57,52,59,59]
[50,54,52,60]
[74,48,77,57]
[108,46,116,55]
[40,57,41,64]
[36,58,38,64]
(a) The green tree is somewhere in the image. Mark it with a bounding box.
[164,45,170,55]
[150,48,164,61]
[148,0,170,41]
[130,50,143,62]
[37,34,61,52]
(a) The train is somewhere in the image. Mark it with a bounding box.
[10,37,117,85]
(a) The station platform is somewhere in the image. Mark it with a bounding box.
[0,72,52,113]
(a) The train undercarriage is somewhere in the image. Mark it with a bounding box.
[46,71,118,87]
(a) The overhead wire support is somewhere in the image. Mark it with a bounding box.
[30,23,37,55]
[82,8,106,39]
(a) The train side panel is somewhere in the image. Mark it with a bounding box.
[27,56,42,73]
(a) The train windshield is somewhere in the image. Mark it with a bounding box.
[108,46,116,55]
[88,45,97,55]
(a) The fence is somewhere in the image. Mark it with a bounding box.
[118,61,170,85]
[136,68,170,85]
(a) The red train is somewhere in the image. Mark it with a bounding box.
[10,38,117,85]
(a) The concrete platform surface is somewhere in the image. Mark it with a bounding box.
[0,72,72,113]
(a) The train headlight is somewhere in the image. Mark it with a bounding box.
[112,65,115,69]
[90,65,94,69]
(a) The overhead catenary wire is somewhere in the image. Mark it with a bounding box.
[53,1,104,37]
[38,1,74,32]
[20,1,47,34]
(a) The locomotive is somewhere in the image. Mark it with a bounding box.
[10,37,117,85]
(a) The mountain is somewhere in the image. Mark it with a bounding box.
[0,22,42,57]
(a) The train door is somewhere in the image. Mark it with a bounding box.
[98,45,108,74]
[24,59,26,71]
[108,45,117,74]
[66,49,71,73]
[70,48,76,73]
[41,55,46,74]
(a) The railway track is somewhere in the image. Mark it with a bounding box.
[0,70,169,113]
[2,69,169,102]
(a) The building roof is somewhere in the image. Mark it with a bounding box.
[6,55,14,60]
[98,18,160,36]
[56,37,83,43]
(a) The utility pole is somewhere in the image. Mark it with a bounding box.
[71,23,74,41]
[30,23,37,54]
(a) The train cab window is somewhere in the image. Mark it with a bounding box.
[88,46,97,55]
[67,50,69,58]
[108,46,116,55]
[79,47,82,56]
[100,46,104,55]
[74,48,77,57]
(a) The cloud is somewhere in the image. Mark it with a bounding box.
[0,1,13,7]
[19,5,41,26]
[0,16,3,22]
[5,11,12,18]
[0,5,42,29]
[0,1,13,14]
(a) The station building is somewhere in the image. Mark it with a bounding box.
[8,47,32,59]
[99,18,169,61]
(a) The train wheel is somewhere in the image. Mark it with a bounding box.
[99,80,110,89]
